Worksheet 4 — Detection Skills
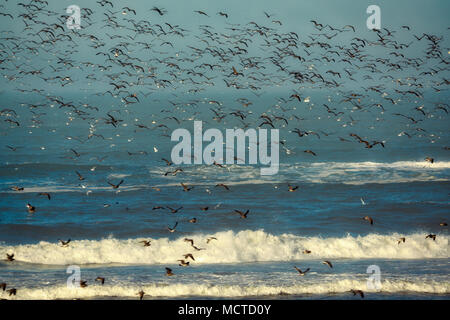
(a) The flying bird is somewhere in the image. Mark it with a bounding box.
[58,239,71,247]
[108,180,124,189]
[350,289,364,298]
[95,277,105,285]
[234,209,249,218]
[139,240,151,247]
[183,253,195,261]
[26,203,36,213]
[167,221,178,232]
[38,192,51,200]
[165,267,174,276]
[294,266,310,276]
[426,234,436,241]
[363,216,374,225]
[206,237,217,244]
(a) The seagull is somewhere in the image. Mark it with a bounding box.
[181,183,194,192]
[304,150,317,156]
[426,234,436,241]
[397,237,406,245]
[194,10,209,16]
[234,209,249,218]
[360,198,366,206]
[183,253,195,261]
[303,250,311,254]
[206,237,217,244]
[425,157,434,164]
[322,260,333,268]
[75,171,85,180]
[150,6,166,16]
[167,221,178,232]
[215,183,230,190]
[95,277,105,285]
[6,288,16,296]
[0,283,6,291]
[36,192,51,200]
[6,253,14,261]
[288,184,298,192]
[213,161,225,168]
[138,290,145,300]
[165,267,174,276]
[167,206,183,213]
[79,280,88,288]
[363,216,374,225]
[26,203,36,213]
[178,260,190,267]
[58,239,71,247]
[107,180,124,189]
[139,240,151,247]
[350,289,364,298]
[294,266,310,276]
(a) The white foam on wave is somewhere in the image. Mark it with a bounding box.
[1,230,448,266]
[107,173,131,179]
[152,160,450,186]
[3,184,150,193]
[4,278,449,300]
[309,161,450,170]
[3,160,448,192]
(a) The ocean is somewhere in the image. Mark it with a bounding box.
[1,104,449,299]
[0,0,449,300]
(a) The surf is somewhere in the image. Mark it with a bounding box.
[1,230,447,266]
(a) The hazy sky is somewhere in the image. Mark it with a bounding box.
[0,0,448,94]
[1,0,449,35]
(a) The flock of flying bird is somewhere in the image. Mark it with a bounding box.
[0,0,449,299]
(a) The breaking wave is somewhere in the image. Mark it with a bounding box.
[3,278,449,300]
[1,230,448,265]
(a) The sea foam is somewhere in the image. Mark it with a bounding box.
[1,230,447,265]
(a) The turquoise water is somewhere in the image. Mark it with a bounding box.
[0,0,449,299]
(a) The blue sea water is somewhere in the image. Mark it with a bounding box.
[0,0,449,300]
[0,103,449,299]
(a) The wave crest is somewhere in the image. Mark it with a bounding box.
[1,230,447,265]
[4,278,449,300]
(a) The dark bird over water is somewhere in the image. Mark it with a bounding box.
[165,267,174,276]
[26,203,35,213]
[363,216,374,225]
[426,234,436,241]
[350,289,364,298]
[234,209,249,218]
[108,180,124,189]
[294,266,310,276]
[58,239,71,247]
[37,192,51,200]
[95,277,105,285]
